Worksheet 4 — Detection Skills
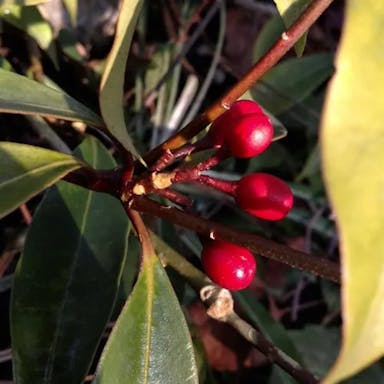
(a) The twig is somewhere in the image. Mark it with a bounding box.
[130,197,340,283]
[143,0,335,166]
[150,233,318,383]
[225,311,318,383]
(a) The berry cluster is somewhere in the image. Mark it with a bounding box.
[133,100,293,291]
[197,101,293,290]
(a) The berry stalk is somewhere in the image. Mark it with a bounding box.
[130,196,340,283]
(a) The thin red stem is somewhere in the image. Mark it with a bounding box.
[197,175,237,195]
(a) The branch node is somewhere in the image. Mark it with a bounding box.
[200,285,234,321]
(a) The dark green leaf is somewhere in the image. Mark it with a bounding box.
[234,291,301,359]
[1,5,53,50]
[252,53,334,115]
[273,0,312,56]
[235,291,302,384]
[288,326,340,378]
[0,142,83,219]
[253,14,285,62]
[0,69,104,127]
[93,252,198,384]
[11,137,130,384]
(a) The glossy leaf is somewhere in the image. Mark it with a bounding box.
[254,14,285,62]
[100,0,143,158]
[0,69,104,127]
[252,53,334,115]
[0,142,82,219]
[93,251,198,384]
[11,137,130,384]
[273,0,311,56]
[321,1,384,382]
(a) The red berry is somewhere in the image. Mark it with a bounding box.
[208,103,273,158]
[226,99,264,116]
[201,240,256,290]
[235,173,293,221]
[226,114,273,158]
[208,100,265,147]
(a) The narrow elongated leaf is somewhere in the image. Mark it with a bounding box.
[321,1,384,382]
[273,0,311,56]
[99,0,143,157]
[252,53,333,115]
[0,69,104,127]
[93,251,198,384]
[11,137,130,384]
[0,142,82,219]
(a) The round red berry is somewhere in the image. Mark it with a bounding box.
[226,114,273,158]
[235,173,293,221]
[201,240,256,290]
[226,99,264,116]
[208,100,265,147]
[208,105,273,158]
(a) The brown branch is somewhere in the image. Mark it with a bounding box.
[130,196,340,283]
[143,0,334,166]
[226,312,319,383]
[151,235,318,383]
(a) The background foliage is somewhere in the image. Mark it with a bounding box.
[0,0,383,383]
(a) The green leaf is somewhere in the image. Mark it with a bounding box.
[254,14,285,62]
[235,291,302,384]
[0,69,104,127]
[11,137,130,384]
[100,0,143,158]
[63,0,77,27]
[93,251,198,384]
[0,5,53,50]
[0,142,82,219]
[321,1,384,382]
[252,53,334,115]
[289,326,340,378]
[273,0,311,56]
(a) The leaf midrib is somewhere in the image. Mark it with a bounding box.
[0,159,79,190]
[143,257,155,384]
[43,141,97,383]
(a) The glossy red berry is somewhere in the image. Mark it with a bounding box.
[201,240,256,290]
[235,173,293,221]
[226,114,273,158]
[208,101,273,158]
[208,100,264,145]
